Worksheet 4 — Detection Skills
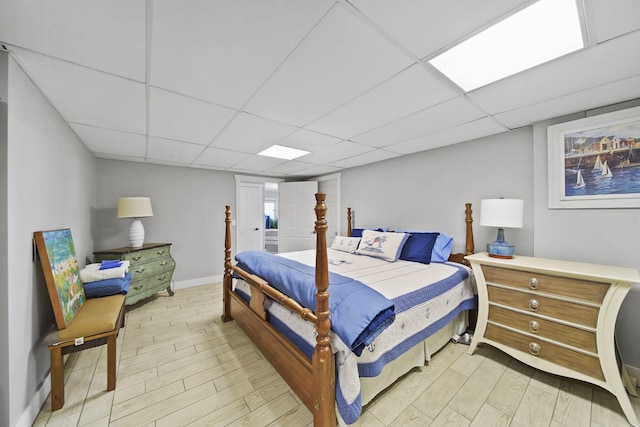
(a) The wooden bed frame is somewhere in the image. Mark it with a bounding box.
[222,193,474,426]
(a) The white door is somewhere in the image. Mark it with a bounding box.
[236,183,264,254]
[318,176,340,248]
[278,181,318,253]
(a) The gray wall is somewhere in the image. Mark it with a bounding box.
[0,50,9,427]
[339,127,534,257]
[5,52,97,427]
[532,99,640,368]
[94,160,236,284]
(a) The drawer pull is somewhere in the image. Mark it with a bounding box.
[135,267,145,273]
[158,275,167,281]
[133,285,144,291]
[528,299,540,312]
[160,261,168,266]
[529,320,540,333]
[529,277,539,290]
[157,250,165,256]
[529,342,541,356]
[132,254,143,262]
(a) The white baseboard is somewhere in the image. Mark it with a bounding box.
[625,364,640,389]
[17,376,50,427]
[172,275,222,291]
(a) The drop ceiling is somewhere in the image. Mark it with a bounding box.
[1,0,639,178]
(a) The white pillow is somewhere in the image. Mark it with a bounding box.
[331,236,361,253]
[355,230,409,262]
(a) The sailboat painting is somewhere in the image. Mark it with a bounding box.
[574,169,585,188]
[548,105,640,208]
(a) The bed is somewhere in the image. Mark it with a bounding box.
[222,194,475,426]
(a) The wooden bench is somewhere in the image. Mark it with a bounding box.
[34,229,126,410]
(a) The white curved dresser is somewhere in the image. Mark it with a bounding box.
[466,252,639,426]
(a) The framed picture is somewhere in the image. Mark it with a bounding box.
[548,105,640,209]
[34,229,86,329]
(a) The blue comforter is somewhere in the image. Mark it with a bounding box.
[235,250,395,356]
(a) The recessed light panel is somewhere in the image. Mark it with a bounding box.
[258,144,310,160]
[428,0,584,91]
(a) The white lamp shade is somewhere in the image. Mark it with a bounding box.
[117,197,153,219]
[480,199,523,228]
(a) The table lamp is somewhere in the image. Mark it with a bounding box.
[480,198,523,258]
[117,197,153,248]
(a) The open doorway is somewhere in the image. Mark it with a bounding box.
[264,182,279,253]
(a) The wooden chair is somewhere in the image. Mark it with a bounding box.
[34,229,126,410]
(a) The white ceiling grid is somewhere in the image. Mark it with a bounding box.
[0,0,638,177]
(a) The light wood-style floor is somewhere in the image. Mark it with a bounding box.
[33,283,640,426]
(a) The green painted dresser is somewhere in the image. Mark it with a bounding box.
[93,243,175,305]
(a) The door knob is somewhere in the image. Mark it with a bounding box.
[254,228,259,231]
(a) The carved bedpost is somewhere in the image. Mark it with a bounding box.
[347,207,352,237]
[313,193,336,426]
[222,205,233,322]
[464,203,474,255]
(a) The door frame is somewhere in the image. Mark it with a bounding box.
[235,175,283,254]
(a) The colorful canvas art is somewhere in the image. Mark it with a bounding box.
[34,229,86,328]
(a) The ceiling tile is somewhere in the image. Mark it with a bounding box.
[0,0,146,80]
[70,124,146,158]
[288,164,342,177]
[494,74,640,129]
[388,117,507,154]
[277,129,342,152]
[228,155,287,173]
[329,149,401,168]
[263,160,316,176]
[150,0,334,108]
[307,64,459,138]
[192,147,252,170]
[301,141,373,165]
[468,31,640,115]
[348,0,530,59]
[587,0,640,43]
[147,137,205,164]
[211,113,298,154]
[149,88,237,145]
[353,96,486,148]
[12,47,146,134]
[244,3,414,126]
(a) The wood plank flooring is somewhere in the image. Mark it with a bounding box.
[33,283,640,426]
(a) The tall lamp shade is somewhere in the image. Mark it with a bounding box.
[480,198,523,258]
[117,197,153,248]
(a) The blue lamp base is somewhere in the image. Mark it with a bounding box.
[487,228,515,258]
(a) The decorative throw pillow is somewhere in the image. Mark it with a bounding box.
[350,227,389,237]
[355,230,409,262]
[399,232,440,264]
[331,236,361,253]
[395,229,454,263]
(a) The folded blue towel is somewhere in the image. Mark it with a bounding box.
[99,260,123,270]
[84,272,132,298]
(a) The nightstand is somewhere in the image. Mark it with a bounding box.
[466,252,639,427]
[94,243,176,305]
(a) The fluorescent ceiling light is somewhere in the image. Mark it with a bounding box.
[428,0,584,91]
[258,144,310,160]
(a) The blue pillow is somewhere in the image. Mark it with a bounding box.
[351,227,388,237]
[399,232,439,264]
[395,229,453,263]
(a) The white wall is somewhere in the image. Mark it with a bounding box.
[5,53,97,426]
[0,50,10,427]
[94,159,236,286]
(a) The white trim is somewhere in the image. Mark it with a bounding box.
[234,174,284,184]
[173,275,222,290]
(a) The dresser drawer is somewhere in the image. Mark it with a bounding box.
[121,246,171,264]
[485,323,604,380]
[487,285,599,327]
[488,305,597,352]
[129,271,174,297]
[482,265,609,304]
[129,257,175,281]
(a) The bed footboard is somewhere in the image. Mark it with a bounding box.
[222,194,336,426]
